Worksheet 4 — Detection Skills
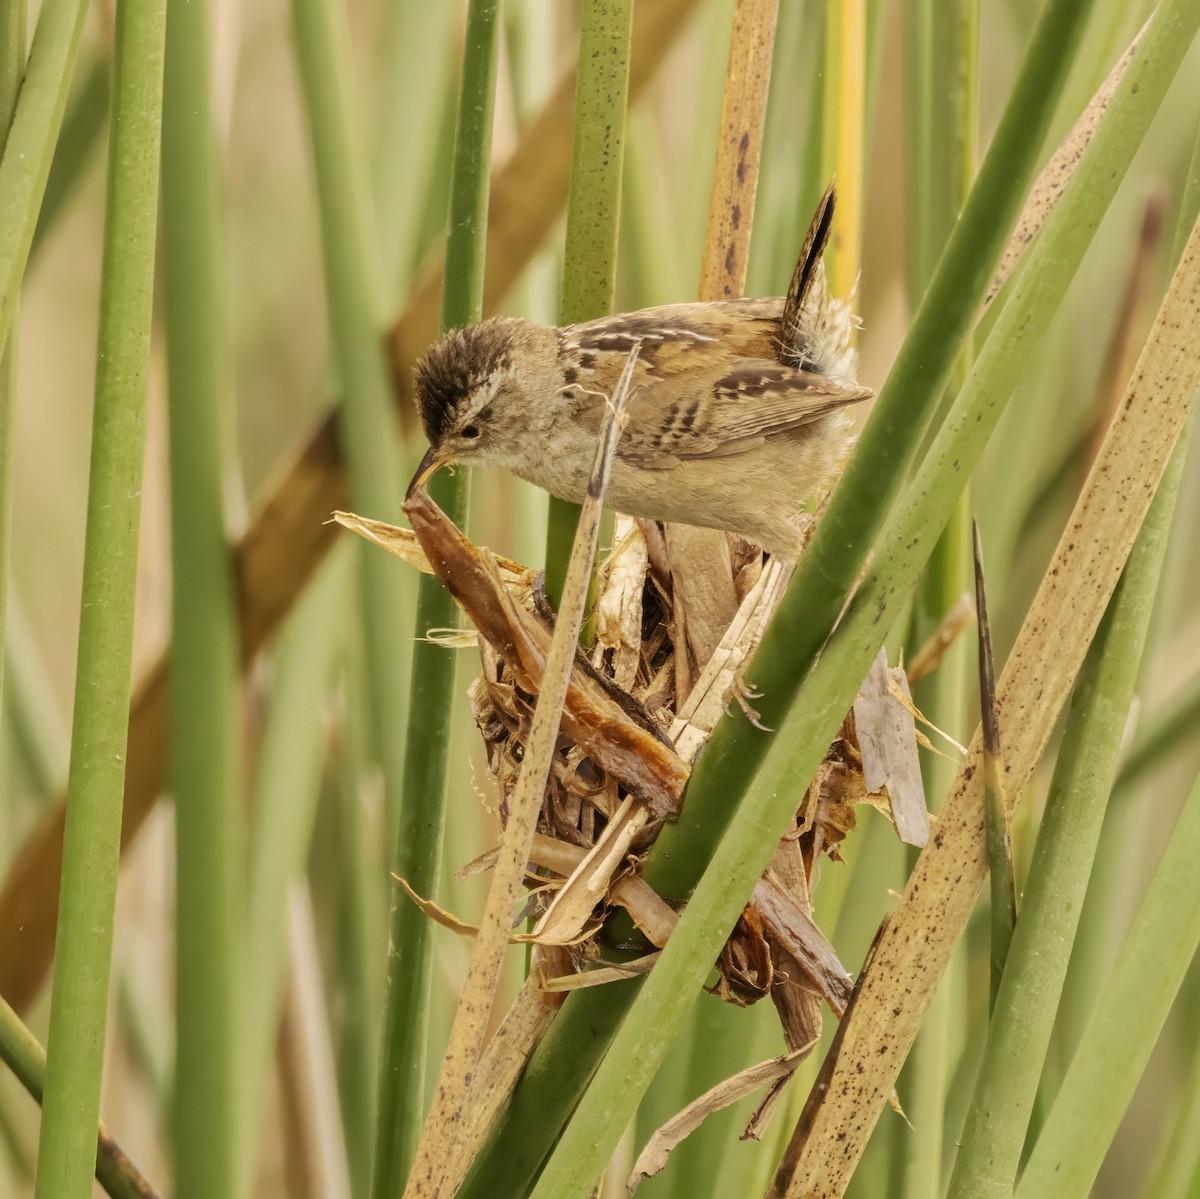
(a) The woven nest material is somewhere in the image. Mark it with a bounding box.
[338,499,930,1064]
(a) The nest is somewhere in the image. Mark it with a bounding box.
[339,500,930,1067]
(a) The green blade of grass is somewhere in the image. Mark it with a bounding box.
[31,0,166,1193]
[371,3,502,1193]
[161,0,244,1192]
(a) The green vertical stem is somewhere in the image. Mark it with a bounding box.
[287,2,414,1189]
[32,0,166,1192]
[900,4,977,1196]
[289,0,412,840]
[337,648,384,1199]
[543,0,634,606]
[372,3,501,1193]
[0,0,22,754]
[161,0,242,1193]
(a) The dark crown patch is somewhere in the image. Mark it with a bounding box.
[413,320,514,445]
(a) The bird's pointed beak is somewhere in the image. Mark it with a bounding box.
[407,445,447,499]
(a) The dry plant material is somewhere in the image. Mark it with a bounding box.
[344,411,927,1193]
[905,592,975,684]
[627,1046,812,1193]
[853,649,928,846]
[768,208,1200,1199]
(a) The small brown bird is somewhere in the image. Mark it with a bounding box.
[410,185,872,558]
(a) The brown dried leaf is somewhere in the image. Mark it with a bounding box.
[404,488,690,819]
[752,873,853,1018]
[905,592,976,684]
[593,517,649,691]
[853,650,928,846]
[332,510,530,586]
[539,953,661,993]
[533,796,648,945]
[627,1048,809,1194]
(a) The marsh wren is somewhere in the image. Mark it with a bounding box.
[410,184,871,559]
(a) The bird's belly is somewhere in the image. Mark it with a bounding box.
[509,423,849,556]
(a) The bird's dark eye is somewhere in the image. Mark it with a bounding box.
[461,423,480,440]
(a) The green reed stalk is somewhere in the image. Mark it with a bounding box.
[543,0,634,606]
[238,556,348,1193]
[901,5,978,1197]
[32,0,165,1193]
[161,0,243,1192]
[289,0,417,1189]
[371,4,501,1193]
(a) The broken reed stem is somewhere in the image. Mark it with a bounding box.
[972,520,1015,1007]
[402,346,639,1199]
[697,0,778,302]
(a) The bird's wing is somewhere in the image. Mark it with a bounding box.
[563,298,786,370]
[620,358,872,468]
